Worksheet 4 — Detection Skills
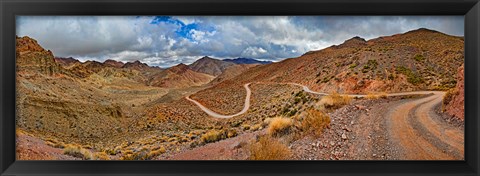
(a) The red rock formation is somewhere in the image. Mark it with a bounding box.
[445,64,464,120]
[16,36,62,75]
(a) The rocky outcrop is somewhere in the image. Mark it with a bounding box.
[444,64,464,121]
[16,36,63,76]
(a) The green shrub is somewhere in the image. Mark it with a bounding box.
[413,54,425,62]
[396,66,423,85]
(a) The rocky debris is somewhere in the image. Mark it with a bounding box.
[355,105,367,110]
[289,97,412,160]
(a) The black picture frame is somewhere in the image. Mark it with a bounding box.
[1,0,479,176]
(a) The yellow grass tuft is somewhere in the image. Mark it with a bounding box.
[63,144,93,160]
[267,117,293,137]
[301,109,331,137]
[248,136,292,160]
[227,129,238,138]
[318,93,352,110]
[93,152,110,160]
[200,130,225,144]
[365,92,388,99]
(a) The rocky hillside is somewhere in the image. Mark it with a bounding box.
[16,36,210,148]
[227,28,464,93]
[444,64,464,120]
[209,64,259,85]
[188,56,236,76]
[16,36,64,76]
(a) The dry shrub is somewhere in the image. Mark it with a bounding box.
[147,146,166,159]
[365,92,388,100]
[227,129,238,138]
[105,146,121,155]
[63,144,93,160]
[267,117,293,137]
[121,147,163,160]
[248,136,292,160]
[250,124,262,131]
[366,93,379,100]
[262,118,274,127]
[121,150,149,160]
[442,89,458,111]
[93,152,110,160]
[44,138,65,148]
[378,92,388,99]
[200,130,225,144]
[318,93,352,110]
[301,109,331,137]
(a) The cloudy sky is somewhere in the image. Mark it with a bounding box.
[17,16,463,68]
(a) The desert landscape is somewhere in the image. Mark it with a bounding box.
[15,17,464,160]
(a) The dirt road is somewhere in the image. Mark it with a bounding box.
[185,83,251,118]
[386,92,464,160]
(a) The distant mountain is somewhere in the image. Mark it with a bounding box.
[103,59,125,68]
[54,57,80,67]
[223,58,272,65]
[188,56,236,76]
[122,60,150,70]
[148,63,215,88]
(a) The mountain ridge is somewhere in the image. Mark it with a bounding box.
[223,58,272,65]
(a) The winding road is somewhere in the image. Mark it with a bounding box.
[185,83,252,119]
[386,91,464,159]
[186,82,440,119]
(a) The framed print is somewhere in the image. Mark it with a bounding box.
[1,0,479,175]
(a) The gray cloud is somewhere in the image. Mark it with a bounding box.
[16,16,463,68]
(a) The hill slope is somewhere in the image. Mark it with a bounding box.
[148,63,215,88]
[228,28,464,93]
[188,56,236,76]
